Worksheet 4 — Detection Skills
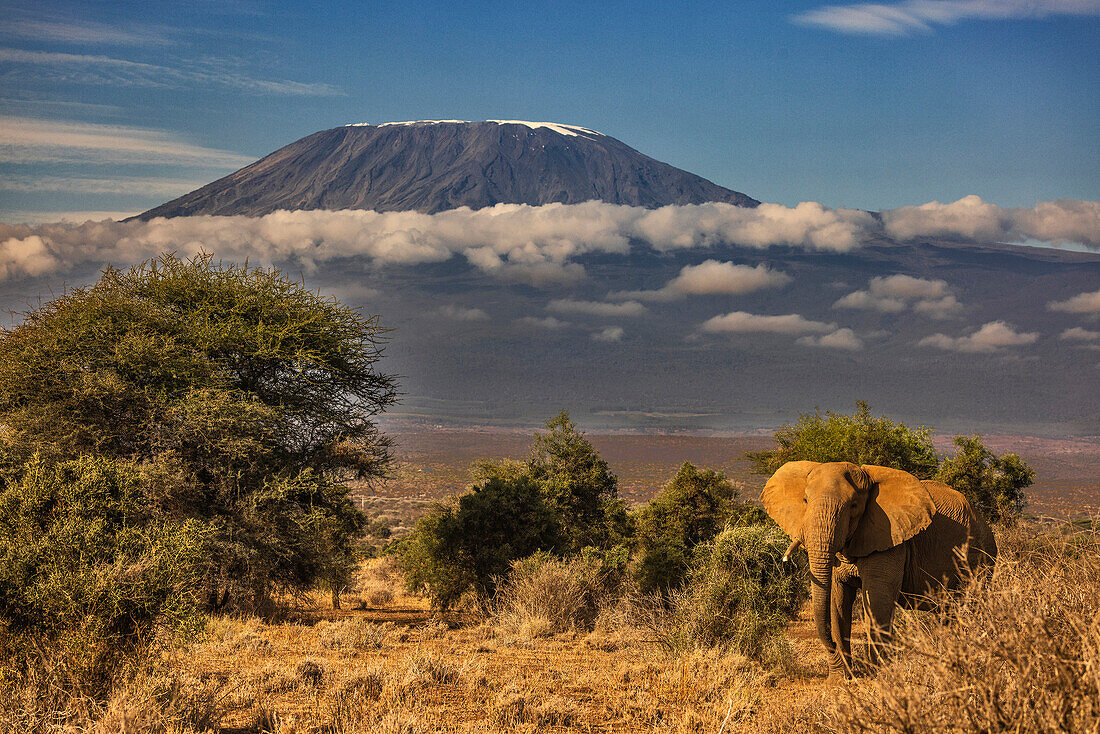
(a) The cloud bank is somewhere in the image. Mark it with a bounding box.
[834,274,962,318]
[919,321,1039,352]
[793,0,1100,36]
[0,196,1097,285]
[882,196,1100,248]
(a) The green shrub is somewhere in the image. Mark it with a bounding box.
[639,524,808,662]
[748,401,938,478]
[0,454,205,702]
[935,434,1034,525]
[632,462,766,593]
[394,474,561,609]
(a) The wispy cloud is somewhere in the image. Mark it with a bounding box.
[548,299,647,318]
[793,0,1100,36]
[0,18,171,46]
[1048,287,1100,313]
[834,274,962,318]
[516,316,571,330]
[919,321,1038,352]
[0,175,208,196]
[612,260,791,302]
[0,116,253,166]
[0,210,139,225]
[438,304,489,321]
[0,47,343,96]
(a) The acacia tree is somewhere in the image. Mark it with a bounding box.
[747,401,939,478]
[632,462,767,593]
[0,253,398,608]
[935,435,1033,524]
[527,411,630,551]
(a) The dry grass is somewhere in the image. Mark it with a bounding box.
[491,555,609,637]
[6,522,1096,733]
[806,520,1100,734]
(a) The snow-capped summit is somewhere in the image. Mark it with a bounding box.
[347,120,603,138]
[136,120,757,219]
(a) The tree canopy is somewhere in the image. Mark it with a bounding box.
[935,435,1033,524]
[632,462,769,593]
[527,411,630,551]
[0,253,398,606]
[747,401,939,479]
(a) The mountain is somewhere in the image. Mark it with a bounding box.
[135,120,759,219]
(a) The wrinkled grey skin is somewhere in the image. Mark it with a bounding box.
[762,461,996,677]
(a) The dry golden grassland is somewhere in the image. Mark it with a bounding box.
[45,521,1098,734]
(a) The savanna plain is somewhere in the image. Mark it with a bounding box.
[15,427,1098,734]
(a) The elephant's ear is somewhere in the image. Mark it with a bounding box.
[760,461,818,541]
[846,465,936,557]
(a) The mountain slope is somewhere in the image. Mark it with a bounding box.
[136,120,758,219]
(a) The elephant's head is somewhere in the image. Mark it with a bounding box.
[761,461,935,651]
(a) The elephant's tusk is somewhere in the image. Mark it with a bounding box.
[782,537,802,563]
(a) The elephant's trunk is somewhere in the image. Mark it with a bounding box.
[805,499,843,652]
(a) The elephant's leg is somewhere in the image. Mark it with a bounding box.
[830,576,858,677]
[857,545,905,667]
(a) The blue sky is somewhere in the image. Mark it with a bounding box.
[1,0,1098,221]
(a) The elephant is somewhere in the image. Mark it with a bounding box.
[761,460,996,677]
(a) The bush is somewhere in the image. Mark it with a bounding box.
[0,254,397,607]
[632,462,765,593]
[638,524,808,662]
[0,454,205,704]
[397,411,631,609]
[394,474,561,609]
[748,401,938,478]
[810,522,1099,733]
[493,551,623,636]
[935,434,1034,525]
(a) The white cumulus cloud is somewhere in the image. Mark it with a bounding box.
[591,326,625,342]
[1061,327,1100,341]
[700,311,836,335]
[612,260,791,301]
[793,0,1100,36]
[834,274,962,318]
[797,327,864,350]
[919,321,1039,352]
[1048,288,1100,313]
